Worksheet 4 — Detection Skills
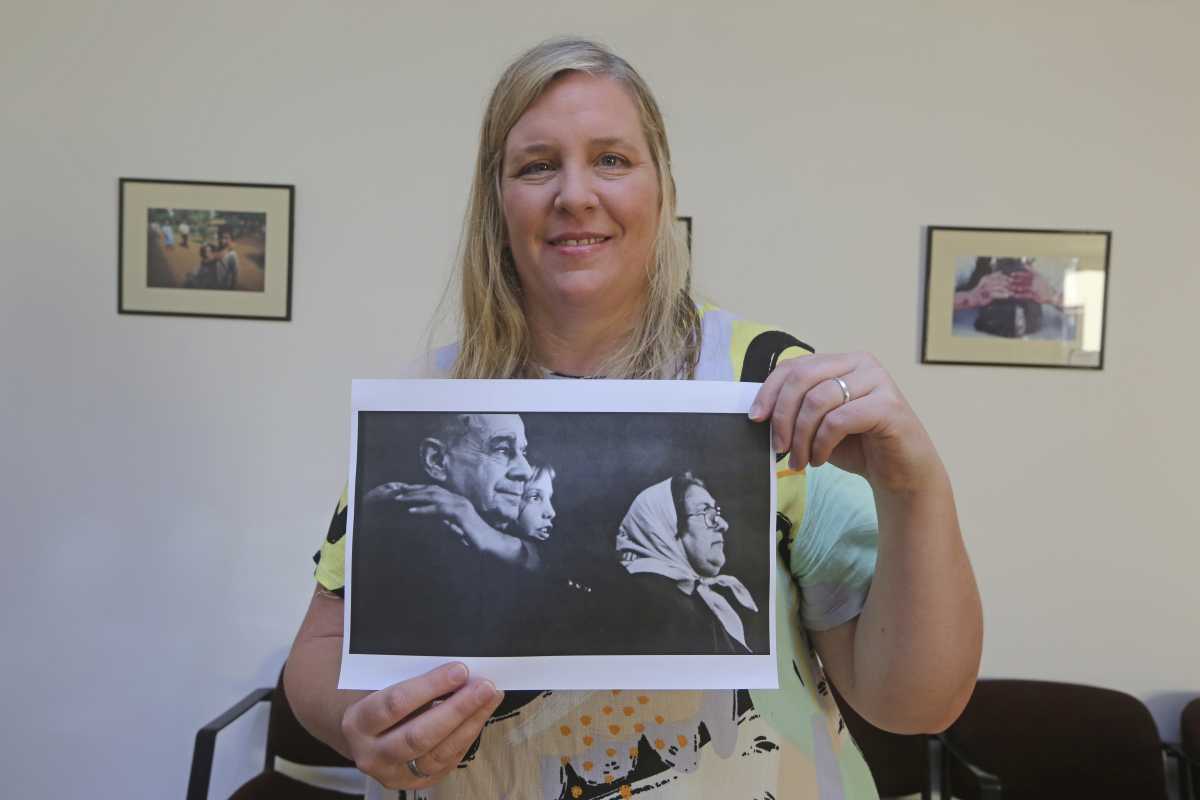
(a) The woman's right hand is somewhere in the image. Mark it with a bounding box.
[341,662,504,791]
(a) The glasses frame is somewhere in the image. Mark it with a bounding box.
[685,504,725,530]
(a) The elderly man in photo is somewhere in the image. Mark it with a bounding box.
[352,413,536,656]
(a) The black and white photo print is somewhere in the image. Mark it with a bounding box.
[339,379,777,691]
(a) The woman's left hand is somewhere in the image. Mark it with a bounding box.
[749,353,942,494]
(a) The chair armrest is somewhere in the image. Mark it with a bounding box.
[186,687,273,800]
[1166,741,1200,767]
[1164,742,1198,800]
[939,733,1003,800]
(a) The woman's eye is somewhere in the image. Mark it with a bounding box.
[518,161,553,176]
[597,154,628,168]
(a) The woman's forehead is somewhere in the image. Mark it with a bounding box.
[505,73,645,151]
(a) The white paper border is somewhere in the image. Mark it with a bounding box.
[339,379,778,691]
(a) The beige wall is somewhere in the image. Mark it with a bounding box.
[2,1,1197,796]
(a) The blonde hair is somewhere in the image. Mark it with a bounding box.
[449,37,700,379]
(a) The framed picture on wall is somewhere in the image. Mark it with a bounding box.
[921,226,1111,369]
[118,178,295,320]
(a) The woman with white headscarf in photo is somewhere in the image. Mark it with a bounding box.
[617,471,761,655]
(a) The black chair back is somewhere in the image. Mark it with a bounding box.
[945,679,1167,800]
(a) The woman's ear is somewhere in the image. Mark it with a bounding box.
[419,438,450,482]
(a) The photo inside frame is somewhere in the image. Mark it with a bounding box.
[145,208,267,292]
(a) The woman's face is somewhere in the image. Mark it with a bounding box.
[501,72,660,319]
[680,484,728,577]
[517,470,556,542]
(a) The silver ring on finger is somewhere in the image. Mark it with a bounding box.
[407,758,432,780]
[833,376,851,406]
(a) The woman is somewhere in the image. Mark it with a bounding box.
[287,37,982,799]
[617,472,761,655]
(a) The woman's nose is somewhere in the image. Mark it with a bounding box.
[544,503,556,520]
[554,164,598,215]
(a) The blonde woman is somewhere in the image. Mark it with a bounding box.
[287,37,982,799]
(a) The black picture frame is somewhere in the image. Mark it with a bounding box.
[921,225,1112,369]
[677,215,692,253]
[118,177,295,321]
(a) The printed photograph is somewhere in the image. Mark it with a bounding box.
[349,409,772,661]
[145,208,266,292]
[951,255,1078,342]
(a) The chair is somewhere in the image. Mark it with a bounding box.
[187,668,362,799]
[941,679,1175,800]
[832,683,999,800]
[1164,697,1200,800]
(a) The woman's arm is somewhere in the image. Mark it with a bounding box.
[284,586,505,790]
[283,586,366,755]
[811,460,981,733]
[751,352,982,733]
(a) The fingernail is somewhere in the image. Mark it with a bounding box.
[475,680,498,702]
[748,404,761,420]
[448,663,468,684]
[788,454,799,470]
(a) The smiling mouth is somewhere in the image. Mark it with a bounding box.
[547,234,612,249]
[552,236,609,246]
[529,526,553,541]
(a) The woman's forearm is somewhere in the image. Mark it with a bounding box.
[851,463,982,733]
[283,588,368,758]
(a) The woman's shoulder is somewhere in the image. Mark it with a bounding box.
[398,343,458,378]
[696,305,815,382]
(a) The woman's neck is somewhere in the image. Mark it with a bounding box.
[525,296,643,377]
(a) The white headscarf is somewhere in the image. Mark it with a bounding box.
[615,477,758,651]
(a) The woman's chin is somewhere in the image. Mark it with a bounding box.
[533,268,646,312]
